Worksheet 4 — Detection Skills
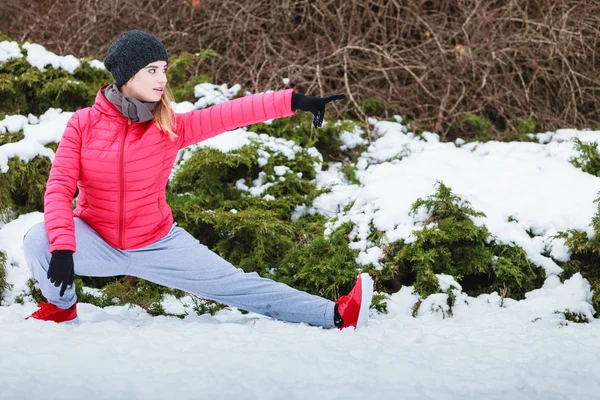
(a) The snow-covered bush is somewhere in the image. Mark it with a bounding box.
[379,182,545,302]
[0,36,221,118]
[166,50,220,102]
[0,154,53,217]
[0,43,111,116]
[570,138,600,177]
[248,115,367,163]
[556,197,600,317]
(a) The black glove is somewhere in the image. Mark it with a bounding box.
[47,250,75,297]
[291,92,346,128]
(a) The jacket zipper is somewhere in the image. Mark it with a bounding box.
[118,120,131,249]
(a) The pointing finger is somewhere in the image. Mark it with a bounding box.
[324,94,346,103]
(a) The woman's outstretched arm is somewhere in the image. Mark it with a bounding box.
[175,88,296,149]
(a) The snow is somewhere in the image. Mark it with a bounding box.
[0,40,23,64]
[1,40,105,73]
[2,41,600,399]
[274,165,290,176]
[1,283,599,399]
[22,42,81,73]
[0,114,28,134]
[193,82,241,109]
[339,124,367,150]
[89,59,106,70]
[0,108,69,172]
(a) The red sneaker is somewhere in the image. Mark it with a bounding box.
[25,302,79,324]
[335,273,374,329]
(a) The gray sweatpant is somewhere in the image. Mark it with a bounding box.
[22,217,336,328]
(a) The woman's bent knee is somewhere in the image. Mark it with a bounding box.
[22,222,49,257]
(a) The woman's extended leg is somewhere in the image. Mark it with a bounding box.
[22,217,131,309]
[126,223,337,328]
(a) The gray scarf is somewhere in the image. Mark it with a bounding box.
[103,83,158,123]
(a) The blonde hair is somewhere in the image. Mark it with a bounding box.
[153,84,178,141]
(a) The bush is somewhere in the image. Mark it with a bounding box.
[0,37,224,117]
[362,97,387,115]
[0,131,24,145]
[0,54,111,115]
[248,113,365,162]
[379,182,545,300]
[275,219,360,300]
[20,275,224,317]
[99,277,187,317]
[0,251,8,304]
[570,138,600,177]
[555,195,600,317]
[0,155,53,217]
[447,113,493,142]
[169,137,323,218]
[167,50,219,102]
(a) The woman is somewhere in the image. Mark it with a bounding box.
[22,30,373,329]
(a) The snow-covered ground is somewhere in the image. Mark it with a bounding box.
[1,289,599,400]
[1,40,600,399]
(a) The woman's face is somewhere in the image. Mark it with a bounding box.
[120,60,168,102]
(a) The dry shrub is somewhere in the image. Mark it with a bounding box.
[1,0,599,138]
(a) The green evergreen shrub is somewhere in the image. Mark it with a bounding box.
[0,30,11,42]
[0,251,8,305]
[0,54,112,115]
[570,138,600,177]
[169,139,322,217]
[379,182,545,301]
[340,163,360,185]
[504,118,538,142]
[167,50,219,102]
[177,206,295,276]
[190,295,228,316]
[275,219,360,300]
[460,113,493,141]
[247,113,365,163]
[99,278,186,317]
[0,155,53,216]
[558,310,590,324]
[371,292,389,313]
[0,39,220,116]
[556,200,600,317]
[26,278,44,304]
[0,131,25,145]
[515,118,536,135]
[362,97,386,115]
[78,276,194,317]
[20,275,223,317]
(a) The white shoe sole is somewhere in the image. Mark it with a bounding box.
[63,316,80,325]
[356,273,374,328]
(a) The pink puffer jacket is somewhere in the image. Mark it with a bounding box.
[44,84,296,252]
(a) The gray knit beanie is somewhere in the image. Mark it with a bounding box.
[103,30,169,87]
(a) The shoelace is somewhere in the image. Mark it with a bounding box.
[31,302,57,319]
